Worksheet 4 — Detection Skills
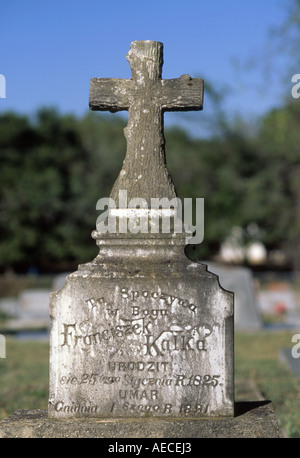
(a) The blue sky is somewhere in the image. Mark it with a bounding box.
[0,0,293,136]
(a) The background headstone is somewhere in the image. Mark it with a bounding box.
[258,285,297,315]
[204,262,262,331]
[0,289,50,335]
[52,273,71,292]
[0,297,19,318]
[19,289,50,319]
[279,348,300,379]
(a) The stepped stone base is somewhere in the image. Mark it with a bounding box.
[0,402,279,438]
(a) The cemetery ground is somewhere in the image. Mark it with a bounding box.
[0,299,300,437]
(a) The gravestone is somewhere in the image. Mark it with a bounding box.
[204,262,262,331]
[258,286,297,315]
[0,290,50,335]
[0,290,50,321]
[52,273,71,292]
[0,297,18,318]
[279,348,300,379]
[48,40,234,420]
[19,289,50,319]
[0,40,280,438]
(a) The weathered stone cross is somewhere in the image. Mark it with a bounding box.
[89,40,203,204]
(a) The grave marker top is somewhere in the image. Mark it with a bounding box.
[89,40,204,203]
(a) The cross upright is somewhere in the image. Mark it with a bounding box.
[89,40,204,205]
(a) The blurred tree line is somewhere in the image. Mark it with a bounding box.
[1,0,300,274]
[0,96,300,273]
[0,109,126,272]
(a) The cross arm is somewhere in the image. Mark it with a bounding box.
[89,78,132,113]
[160,75,204,112]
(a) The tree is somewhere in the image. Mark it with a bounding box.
[0,109,127,272]
[253,101,300,272]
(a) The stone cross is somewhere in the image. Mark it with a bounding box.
[89,40,204,204]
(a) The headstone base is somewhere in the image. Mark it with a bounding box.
[0,402,279,438]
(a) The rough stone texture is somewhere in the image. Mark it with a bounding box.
[49,239,234,419]
[90,40,203,205]
[0,402,279,438]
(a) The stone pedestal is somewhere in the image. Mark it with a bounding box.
[0,402,279,438]
[49,235,234,419]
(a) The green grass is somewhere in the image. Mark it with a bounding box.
[235,330,300,438]
[1,331,300,437]
[0,339,49,419]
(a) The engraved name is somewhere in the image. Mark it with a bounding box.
[60,320,220,356]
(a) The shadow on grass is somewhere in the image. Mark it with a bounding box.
[234,400,272,417]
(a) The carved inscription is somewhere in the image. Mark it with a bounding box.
[55,366,218,416]
[52,400,210,416]
[60,319,220,355]
[59,286,220,358]
[51,284,228,418]
[108,361,170,371]
[120,287,197,312]
[58,371,221,388]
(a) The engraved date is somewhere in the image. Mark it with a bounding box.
[59,373,121,386]
[175,374,221,387]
